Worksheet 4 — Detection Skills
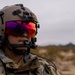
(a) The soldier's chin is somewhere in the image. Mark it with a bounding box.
[16,47,27,51]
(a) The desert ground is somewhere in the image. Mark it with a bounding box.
[31,45,75,75]
[54,50,75,75]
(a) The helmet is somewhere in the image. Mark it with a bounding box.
[0,4,39,37]
[0,4,40,51]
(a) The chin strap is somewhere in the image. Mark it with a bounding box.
[7,46,30,55]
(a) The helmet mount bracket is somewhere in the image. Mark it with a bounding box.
[0,11,4,24]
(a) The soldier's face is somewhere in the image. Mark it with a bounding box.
[7,33,31,51]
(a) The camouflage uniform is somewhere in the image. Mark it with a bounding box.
[0,49,60,75]
[0,4,60,75]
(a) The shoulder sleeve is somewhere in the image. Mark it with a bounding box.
[46,65,60,75]
[37,57,60,75]
[0,59,6,75]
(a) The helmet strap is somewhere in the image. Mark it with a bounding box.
[7,45,30,55]
[0,11,4,24]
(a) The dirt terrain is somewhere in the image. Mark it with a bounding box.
[34,48,75,75]
[54,50,75,75]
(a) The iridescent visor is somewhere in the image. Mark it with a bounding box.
[5,20,36,38]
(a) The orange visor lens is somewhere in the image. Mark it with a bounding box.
[5,20,36,38]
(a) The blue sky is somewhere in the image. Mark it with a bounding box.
[0,0,75,46]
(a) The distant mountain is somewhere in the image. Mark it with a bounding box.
[65,43,75,47]
[38,42,75,47]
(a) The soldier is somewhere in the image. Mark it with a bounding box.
[0,4,60,75]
